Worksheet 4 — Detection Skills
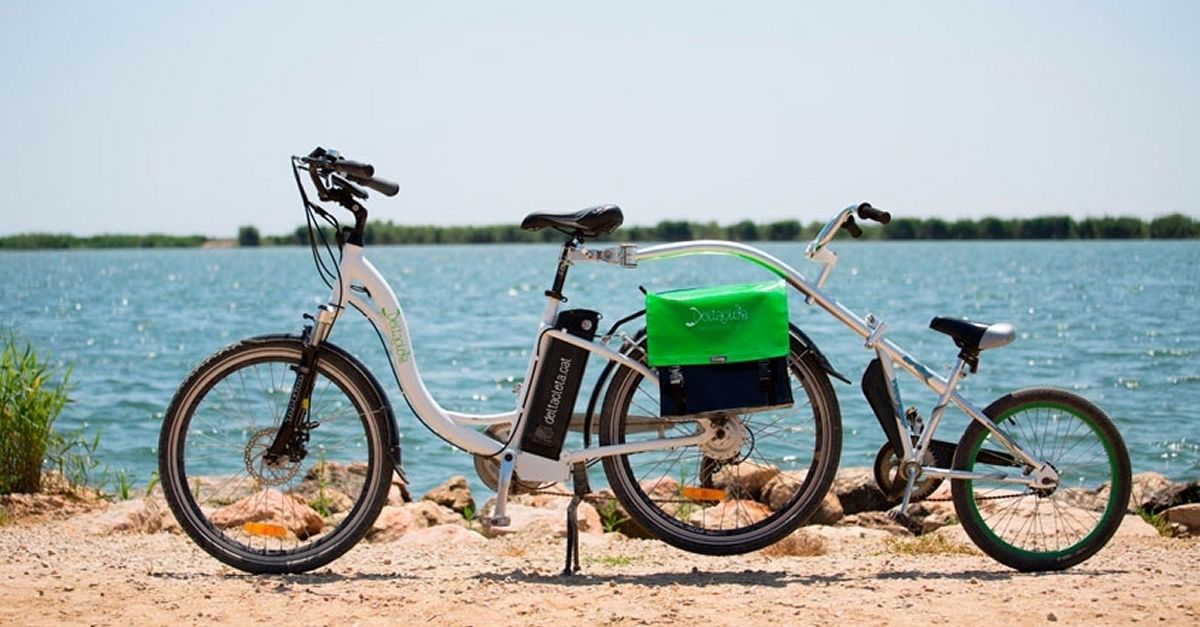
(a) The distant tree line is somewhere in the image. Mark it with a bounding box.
[262,213,1199,246]
[0,233,207,250]
[1,213,1196,250]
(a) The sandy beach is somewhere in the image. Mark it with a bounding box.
[2,500,1197,627]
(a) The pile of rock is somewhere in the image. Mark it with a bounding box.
[5,465,1196,549]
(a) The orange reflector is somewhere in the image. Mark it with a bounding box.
[680,486,725,501]
[242,522,288,538]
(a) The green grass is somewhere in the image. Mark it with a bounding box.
[884,534,980,556]
[1136,507,1175,537]
[0,330,71,495]
[584,555,639,567]
[595,498,630,533]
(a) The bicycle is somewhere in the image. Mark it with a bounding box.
[159,147,1131,575]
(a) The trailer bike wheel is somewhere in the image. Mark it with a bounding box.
[599,335,842,555]
[159,336,394,574]
[951,388,1131,572]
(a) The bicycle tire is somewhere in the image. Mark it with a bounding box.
[599,332,842,555]
[159,335,395,574]
[951,388,1131,572]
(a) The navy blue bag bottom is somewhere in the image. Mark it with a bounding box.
[658,357,793,417]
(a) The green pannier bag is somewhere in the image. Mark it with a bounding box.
[645,279,789,368]
[646,280,793,417]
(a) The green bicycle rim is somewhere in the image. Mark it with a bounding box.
[962,401,1123,560]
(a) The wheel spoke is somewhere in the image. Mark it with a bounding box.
[161,341,387,574]
[954,390,1130,571]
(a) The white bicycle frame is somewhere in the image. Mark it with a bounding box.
[311,204,1055,521]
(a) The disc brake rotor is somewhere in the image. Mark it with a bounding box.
[244,427,302,487]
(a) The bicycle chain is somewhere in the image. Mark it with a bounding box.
[525,485,1029,505]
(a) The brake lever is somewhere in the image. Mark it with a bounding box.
[331,175,368,200]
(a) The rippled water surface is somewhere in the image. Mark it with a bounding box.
[2,240,1197,494]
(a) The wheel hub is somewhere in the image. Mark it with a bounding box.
[1029,462,1061,498]
[699,417,746,463]
[244,427,302,486]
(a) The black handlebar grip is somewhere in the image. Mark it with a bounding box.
[348,173,400,197]
[844,216,863,238]
[332,159,375,179]
[856,202,891,224]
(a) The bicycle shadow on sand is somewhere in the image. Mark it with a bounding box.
[471,564,1130,588]
[149,569,418,587]
[145,563,1129,589]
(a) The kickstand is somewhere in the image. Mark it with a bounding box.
[562,463,590,576]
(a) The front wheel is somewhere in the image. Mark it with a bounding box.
[159,335,395,574]
[951,388,1131,572]
[599,332,842,555]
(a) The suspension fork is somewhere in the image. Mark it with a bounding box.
[264,304,339,464]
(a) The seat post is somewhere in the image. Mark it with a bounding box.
[546,236,581,301]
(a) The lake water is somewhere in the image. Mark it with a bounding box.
[2,240,1197,495]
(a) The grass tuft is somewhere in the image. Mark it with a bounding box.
[884,533,979,556]
[1136,507,1175,537]
[0,330,71,495]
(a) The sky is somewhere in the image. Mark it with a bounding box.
[0,1,1197,237]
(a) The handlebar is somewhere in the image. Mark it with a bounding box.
[802,201,891,292]
[331,158,374,179]
[347,173,400,197]
[856,203,891,225]
[301,146,400,198]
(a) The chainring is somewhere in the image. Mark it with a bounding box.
[873,441,943,502]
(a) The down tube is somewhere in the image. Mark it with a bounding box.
[341,250,504,456]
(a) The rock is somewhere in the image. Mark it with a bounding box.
[639,477,681,515]
[210,490,324,540]
[757,472,844,525]
[596,477,685,540]
[0,492,106,523]
[761,471,807,510]
[288,486,353,516]
[711,461,780,501]
[1127,472,1183,514]
[365,501,467,543]
[1053,487,1111,512]
[387,478,412,505]
[594,489,654,540]
[801,524,897,554]
[366,506,416,543]
[510,483,570,508]
[808,491,845,526]
[838,511,912,536]
[421,475,475,516]
[88,499,165,535]
[408,501,464,528]
[1163,504,1200,536]
[479,498,601,539]
[686,499,772,530]
[367,500,466,543]
[904,501,957,535]
[833,467,895,515]
[396,524,488,548]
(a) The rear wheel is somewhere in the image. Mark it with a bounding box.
[159,336,394,574]
[951,388,1131,572]
[599,333,842,555]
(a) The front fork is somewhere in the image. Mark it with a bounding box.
[265,304,339,465]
